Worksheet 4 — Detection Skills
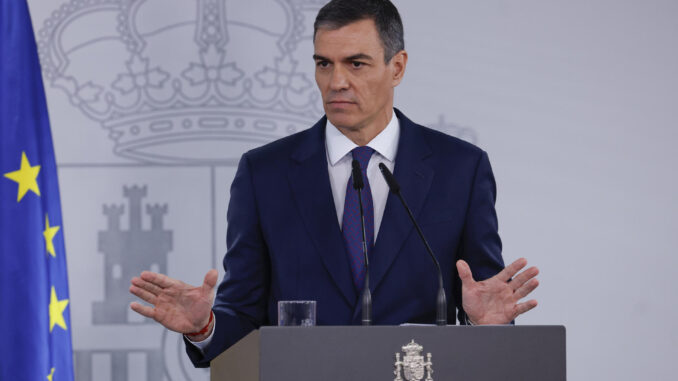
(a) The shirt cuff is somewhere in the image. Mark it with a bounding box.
[185,315,216,353]
[464,314,476,326]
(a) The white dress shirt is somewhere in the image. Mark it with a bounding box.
[325,110,399,239]
[188,110,400,351]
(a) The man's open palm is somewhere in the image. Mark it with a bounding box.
[457,258,539,325]
[129,269,218,334]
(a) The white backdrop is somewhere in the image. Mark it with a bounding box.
[28,0,678,380]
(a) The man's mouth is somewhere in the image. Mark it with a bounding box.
[328,100,356,105]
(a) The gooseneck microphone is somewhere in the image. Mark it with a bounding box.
[351,159,372,326]
[378,163,448,326]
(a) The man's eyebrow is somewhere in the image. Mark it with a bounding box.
[312,53,374,61]
[345,53,373,61]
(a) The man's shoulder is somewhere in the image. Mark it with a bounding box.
[242,117,324,164]
[397,110,485,161]
[418,124,482,155]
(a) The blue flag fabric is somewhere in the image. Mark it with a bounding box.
[0,1,74,380]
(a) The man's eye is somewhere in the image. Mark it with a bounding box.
[352,62,364,68]
[316,61,329,68]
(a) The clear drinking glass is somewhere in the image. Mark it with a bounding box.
[277,300,316,326]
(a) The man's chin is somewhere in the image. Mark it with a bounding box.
[325,112,358,130]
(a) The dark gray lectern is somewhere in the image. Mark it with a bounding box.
[211,325,566,380]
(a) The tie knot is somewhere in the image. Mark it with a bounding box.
[351,146,374,170]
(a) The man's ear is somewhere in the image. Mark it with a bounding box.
[390,50,408,87]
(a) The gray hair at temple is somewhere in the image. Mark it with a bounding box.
[313,0,405,63]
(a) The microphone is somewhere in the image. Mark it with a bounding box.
[351,159,372,325]
[378,163,447,326]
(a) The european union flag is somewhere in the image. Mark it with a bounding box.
[0,1,74,380]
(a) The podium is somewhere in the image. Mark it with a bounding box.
[211,325,566,380]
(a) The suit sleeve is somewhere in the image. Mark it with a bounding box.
[184,153,271,367]
[454,151,505,324]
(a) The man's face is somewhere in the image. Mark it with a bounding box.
[313,19,405,132]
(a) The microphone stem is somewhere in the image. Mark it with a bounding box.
[395,192,447,326]
[357,188,372,325]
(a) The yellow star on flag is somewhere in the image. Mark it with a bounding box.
[43,215,60,258]
[3,151,41,202]
[47,367,55,381]
[49,287,69,332]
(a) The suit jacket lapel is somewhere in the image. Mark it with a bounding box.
[369,110,434,294]
[288,117,356,307]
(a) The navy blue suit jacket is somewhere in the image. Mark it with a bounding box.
[186,109,504,367]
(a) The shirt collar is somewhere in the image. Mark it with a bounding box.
[325,110,399,166]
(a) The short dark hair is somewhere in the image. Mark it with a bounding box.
[314,0,405,63]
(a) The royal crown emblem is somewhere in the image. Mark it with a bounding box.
[394,340,434,381]
[36,0,326,164]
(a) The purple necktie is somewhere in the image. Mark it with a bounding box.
[342,146,375,293]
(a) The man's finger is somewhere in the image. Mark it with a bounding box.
[496,258,528,282]
[513,299,538,318]
[202,269,218,291]
[508,266,539,291]
[131,276,162,296]
[513,278,539,301]
[130,302,155,319]
[129,284,157,305]
[456,260,475,285]
[140,271,175,289]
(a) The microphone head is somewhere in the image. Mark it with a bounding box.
[378,162,400,193]
[351,159,364,190]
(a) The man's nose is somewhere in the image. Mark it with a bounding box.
[329,66,349,91]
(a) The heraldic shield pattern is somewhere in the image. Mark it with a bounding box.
[394,340,434,381]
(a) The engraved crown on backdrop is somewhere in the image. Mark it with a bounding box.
[37,0,327,163]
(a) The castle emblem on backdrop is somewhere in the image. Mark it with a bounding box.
[36,0,327,164]
[95,185,171,325]
[71,185,171,380]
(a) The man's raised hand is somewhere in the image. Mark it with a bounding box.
[456,258,539,325]
[129,269,218,337]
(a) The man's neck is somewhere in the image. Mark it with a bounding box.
[337,108,394,146]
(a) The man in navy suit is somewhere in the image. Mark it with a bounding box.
[129,0,539,368]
